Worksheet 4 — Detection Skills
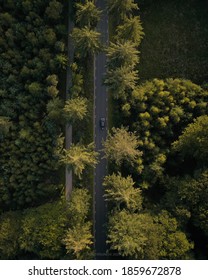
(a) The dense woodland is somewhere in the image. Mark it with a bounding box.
[0,0,208,259]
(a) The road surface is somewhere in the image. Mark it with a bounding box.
[94,0,109,259]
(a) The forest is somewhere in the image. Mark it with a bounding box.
[0,0,208,260]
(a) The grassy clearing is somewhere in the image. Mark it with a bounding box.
[138,0,208,84]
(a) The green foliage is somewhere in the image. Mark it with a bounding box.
[0,116,12,137]
[104,66,138,100]
[0,0,66,210]
[115,16,144,46]
[108,210,193,259]
[67,188,91,225]
[64,222,93,259]
[154,211,194,260]
[75,0,101,28]
[164,170,208,238]
[0,211,22,259]
[47,97,64,121]
[108,210,157,259]
[63,188,93,259]
[55,54,68,70]
[0,187,92,260]
[129,78,208,186]
[28,82,42,95]
[106,41,139,69]
[69,63,84,96]
[103,172,142,211]
[61,143,98,178]
[103,126,142,166]
[107,0,138,20]
[64,97,88,123]
[71,27,101,57]
[46,74,59,97]
[45,0,63,20]
[20,201,68,259]
[173,115,208,166]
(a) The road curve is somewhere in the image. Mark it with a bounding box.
[94,0,109,259]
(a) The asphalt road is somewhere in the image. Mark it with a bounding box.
[94,0,109,259]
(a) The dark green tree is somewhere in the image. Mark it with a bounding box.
[173,115,208,166]
[75,0,101,28]
[104,66,138,100]
[71,27,101,57]
[115,16,144,45]
[0,211,22,259]
[106,41,139,69]
[45,0,63,20]
[19,201,68,259]
[129,78,208,187]
[107,0,138,20]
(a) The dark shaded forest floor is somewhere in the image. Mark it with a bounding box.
[138,0,208,84]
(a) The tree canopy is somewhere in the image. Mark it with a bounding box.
[108,210,193,259]
[173,115,208,165]
[103,172,142,211]
[64,96,88,123]
[60,143,98,178]
[107,0,138,20]
[103,126,142,166]
[115,16,144,45]
[71,27,101,57]
[75,0,101,28]
[106,41,139,69]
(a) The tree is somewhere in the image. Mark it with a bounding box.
[63,188,93,259]
[103,126,142,166]
[46,74,58,87]
[106,41,139,69]
[46,97,64,120]
[0,211,22,259]
[69,63,84,96]
[103,172,142,211]
[71,27,101,57]
[108,210,156,259]
[154,211,194,260]
[0,0,66,212]
[104,66,138,100]
[45,0,63,20]
[28,82,42,95]
[42,28,57,45]
[108,210,193,259]
[60,143,98,178]
[164,170,208,238]
[64,222,93,259]
[115,16,144,46]
[75,0,101,28]
[67,188,91,225]
[173,115,208,165]
[54,54,68,70]
[107,0,138,20]
[20,201,69,259]
[129,78,208,187]
[64,97,88,123]
[0,116,12,137]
